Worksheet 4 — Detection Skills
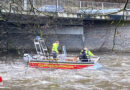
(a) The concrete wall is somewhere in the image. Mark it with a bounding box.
[0,22,84,53]
[84,20,130,52]
[1,19,130,53]
[43,26,84,51]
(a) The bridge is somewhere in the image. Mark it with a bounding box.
[0,0,130,20]
[1,0,130,52]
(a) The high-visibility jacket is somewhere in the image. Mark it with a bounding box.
[52,43,59,54]
[85,50,94,57]
[81,50,94,57]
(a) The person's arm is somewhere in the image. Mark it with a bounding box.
[88,51,94,56]
[55,49,59,54]
[55,44,59,54]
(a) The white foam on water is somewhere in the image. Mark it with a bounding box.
[121,63,130,67]
[69,84,89,90]
[40,81,52,85]
[61,84,90,90]
[0,53,130,90]
[119,78,130,83]
[86,63,103,70]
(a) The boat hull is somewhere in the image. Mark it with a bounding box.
[29,61,94,69]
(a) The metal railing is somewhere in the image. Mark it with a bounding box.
[31,0,129,13]
[0,0,130,14]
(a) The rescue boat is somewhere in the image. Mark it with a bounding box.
[23,36,100,69]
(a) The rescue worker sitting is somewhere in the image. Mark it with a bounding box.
[51,41,59,60]
[79,48,94,62]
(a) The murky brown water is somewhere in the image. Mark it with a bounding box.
[0,52,130,90]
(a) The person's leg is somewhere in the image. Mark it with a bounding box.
[52,52,57,60]
[82,54,88,62]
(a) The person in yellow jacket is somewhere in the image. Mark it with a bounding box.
[52,41,59,59]
[80,47,94,62]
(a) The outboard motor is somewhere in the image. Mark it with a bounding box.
[58,45,67,61]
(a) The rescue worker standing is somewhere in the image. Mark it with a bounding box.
[80,47,94,62]
[52,41,59,60]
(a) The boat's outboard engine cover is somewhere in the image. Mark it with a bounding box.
[23,54,33,62]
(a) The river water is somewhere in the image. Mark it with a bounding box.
[0,52,130,90]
